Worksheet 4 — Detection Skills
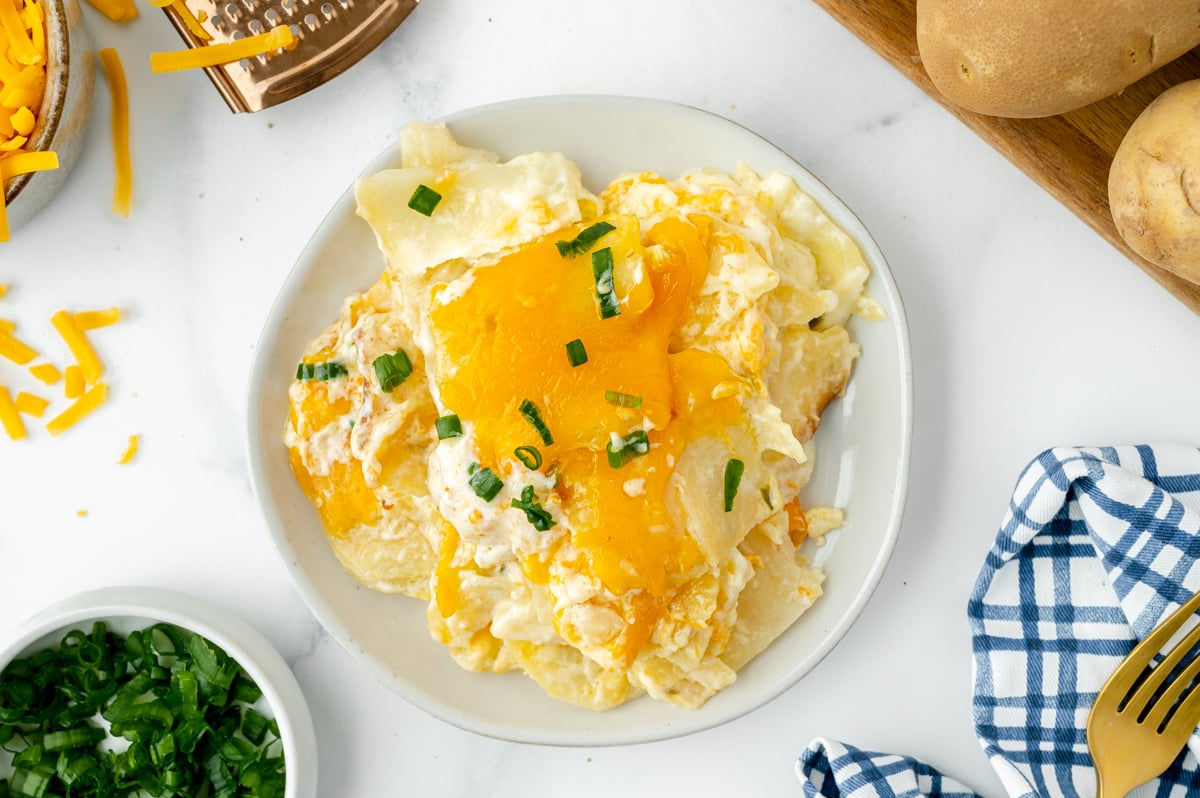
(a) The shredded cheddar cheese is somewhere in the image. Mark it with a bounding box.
[51,309,103,383]
[0,149,58,179]
[118,432,137,463]
[28,361,59,383]
[76,509,86,517]
[97,48,131,217]
[0,383,24,439]
[9,105,32,135]
[64,363,83,398]
[46,381,106,436]
[15,390,46,416]
[0,175,9,241]
[0,0,40,66]
[150,24,293,73]
[1,0,53,244]
[170,0,211,41]
[0,288,124,439]
[74,306,120,330]
[82,0,136,22]
[0,329,35,364]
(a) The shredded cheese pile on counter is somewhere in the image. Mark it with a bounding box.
[0,286,133,446]
[0,0,59,242]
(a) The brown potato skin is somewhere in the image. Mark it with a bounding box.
[916,0,1200,118]
[1109,79,1200,283]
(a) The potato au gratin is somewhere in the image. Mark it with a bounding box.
[284,123,882,710]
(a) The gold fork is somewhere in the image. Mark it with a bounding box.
[1087,588,1200,797]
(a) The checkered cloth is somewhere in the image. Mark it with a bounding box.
[798,739,981,798]
[797,445,1200,798]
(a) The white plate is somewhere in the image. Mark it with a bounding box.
[246,96,913,746]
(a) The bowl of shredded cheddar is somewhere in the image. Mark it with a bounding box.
[248,96,913,745]
[1,0,94,242]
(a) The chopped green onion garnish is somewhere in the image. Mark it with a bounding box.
[295,361,348,381]
[606,429,650,469]
[373,349,413,393]
[565,338,588,367]
[0,621,286,798]
[556,220,616,258]
[724,458,745,512]
[436,414,463,440]
[43,726,105,752]
[468,463,504,502]
[408,183,442,216]
[514,445,542,470]
[511,485,556,531]
[604,389,642,409]
[591,246,621,319]
[518,399,554,446]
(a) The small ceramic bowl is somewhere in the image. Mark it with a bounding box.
[0,587,318,798]
[3,0,94,234]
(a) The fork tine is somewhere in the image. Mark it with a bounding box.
[1103,589,1200,701]
[1144,643,1200,730]
[1162,673,1200,741]
[1126,611,1200,716]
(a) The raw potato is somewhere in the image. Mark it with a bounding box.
[1109,79,1200,283]
[916,0,1200,118]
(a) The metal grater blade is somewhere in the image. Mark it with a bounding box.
[161,0,419,113]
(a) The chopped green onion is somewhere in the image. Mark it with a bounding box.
[518,399,554,446]
[724,458,745,512]
[604,389,642,408]
[435,414,463,440]
[468,463,504,502]
[373,349,413,393]
[511,485,556,531]
[556,220,616,258]
[241,708,271,746]
[43,726,105,752]
[514,445,542,470]
[591,246,621,319]
[10,764,54,798]
[408,183,442,216]
[295,361,348,381]
[565,338,588,367]
[0,622,286,798]
[606,429,650,469]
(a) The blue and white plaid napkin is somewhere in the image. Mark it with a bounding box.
[798,445,1200,798]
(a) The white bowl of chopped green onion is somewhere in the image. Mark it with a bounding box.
[0,587,316,797]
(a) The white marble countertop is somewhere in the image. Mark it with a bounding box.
[3,1,1200,795]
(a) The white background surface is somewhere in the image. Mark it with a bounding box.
[2,1,1199,795]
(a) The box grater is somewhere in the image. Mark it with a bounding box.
[161,0,419,113]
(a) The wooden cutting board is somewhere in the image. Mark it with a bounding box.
[812,0,1200,314]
